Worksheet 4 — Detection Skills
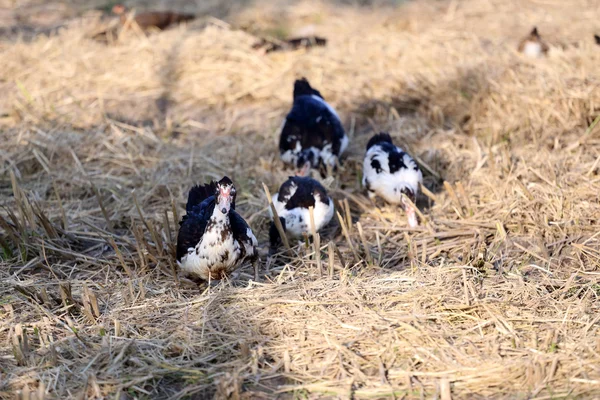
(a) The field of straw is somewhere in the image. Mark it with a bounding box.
[1,0,600,398]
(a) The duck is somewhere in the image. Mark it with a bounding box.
[268,176,334,253]
[252,36,327,53]
[112,4,195,31]
[362,132,423,228]
[279,78,349,176]
[176,177,258,280]
[517,27,549,58]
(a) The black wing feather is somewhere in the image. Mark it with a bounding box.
[229,211,258,261]
[176,212,210,261]
[177,183,216,261]
[186,183,216,212]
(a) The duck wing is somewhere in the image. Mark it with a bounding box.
[229,211,258,260]
[177,183,217,261]
[176,210,211,261]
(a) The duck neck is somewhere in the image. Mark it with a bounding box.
[210,205,230,226]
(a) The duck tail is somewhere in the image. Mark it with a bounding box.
[186,182,217,212]
[366,132,393,150]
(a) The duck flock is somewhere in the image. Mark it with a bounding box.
[175,76,423,282]
[99,5,600,283]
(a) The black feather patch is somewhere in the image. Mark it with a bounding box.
[370,157,382,174]
[293,77,324,99]
[186,182,216,213]
[366,132,393,150]
[176,211,210,261]
[229,211,257,261]
[386,147,408,173]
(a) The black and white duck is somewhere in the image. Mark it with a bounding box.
[518,27,549,58]
[279,78,349,176]
[112,4,195,31]
[176,177,258,280]
[268,176,334,252]
[362,132,423,227]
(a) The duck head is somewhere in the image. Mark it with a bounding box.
[400,189,419,227]
[295,149,317,176]
[215,177,236,215]
[111,4,128,15]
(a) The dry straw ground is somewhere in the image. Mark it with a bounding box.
[1,0,600,398]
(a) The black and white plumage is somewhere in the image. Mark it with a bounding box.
[362,132,423,227]
[176,177,258,280]
[279,78,349,175]
[517,27,549,58]
[269,176,334,251]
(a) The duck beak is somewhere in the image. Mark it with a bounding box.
[296,162,311,177]
[406,207,419,228]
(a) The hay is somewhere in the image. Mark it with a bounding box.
[1,0,600,398]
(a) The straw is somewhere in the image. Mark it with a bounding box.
[1,0,600,398]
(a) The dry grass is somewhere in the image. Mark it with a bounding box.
[2,0,600,398]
